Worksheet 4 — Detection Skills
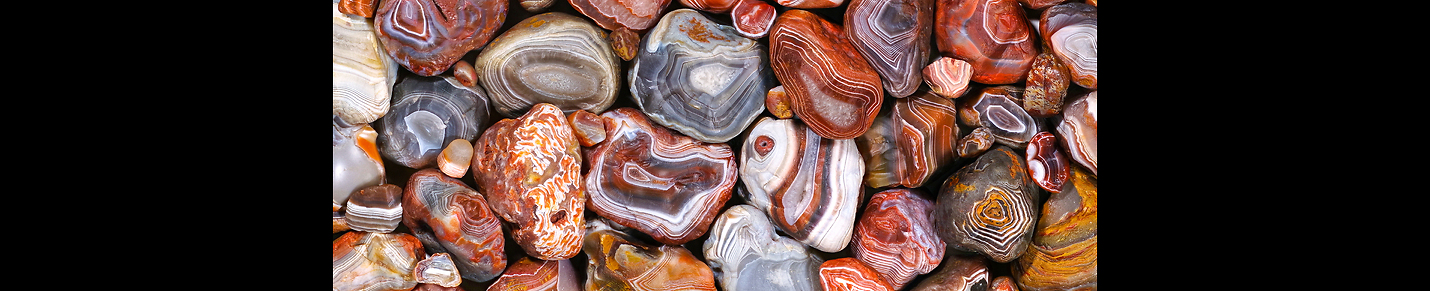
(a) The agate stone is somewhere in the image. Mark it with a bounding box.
[334,2,398,125]
[935,0,1038,85]
[845,0,934,98]
[933,146,1038,263]
[1012,166,1096,291]
[413,253,462,287]
[769,9,885,140]
[377,75,490,169]
[470,103,585,260]
[476,12,620,118]
[732,0,776,39]
[582,219,719,291]
[1023,52,1070,118]
[850,189,945,290]
[703,204,824,291]
[402,169,507,282]
[333,231,425,291]
[1026,132,1070,193]
[487,256,580,291]
[740,117,864,253]
[346,184,404,233]
[374,0,507,76]
[1056,91,1096,176]
[569,0,672,31]
[1040,3,1097,90]
[956,127,995,158]
[959,86,1037,148]
[909,255,990,291]
[819,258,895,291]
[334,115,385,208]
[857,92,959,188]
[923,57,973,99]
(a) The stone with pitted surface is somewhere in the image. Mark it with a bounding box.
[471,103,585,260]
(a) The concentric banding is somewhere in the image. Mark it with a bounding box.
[568,0,672,31]
[769,9,884,140]
[703,204,823,291]
[476,12,619,118]
[488,257,580,291]
[581,219,719,291]
[373,0,507,76]
[739,117,864,252]
[334,2,398,125]
[1056,91,1096,176]
[849,189,944,290]
[377,76,489,169]
[333,231,425,291]
[818,258,896,291]
[966,87,1037,147]
[934,0,1038,85]
[402,169,507,282]
[346,184,404,233]
[934,146,1037,263]
[845,0,934,98]
[1040,2,1097,89]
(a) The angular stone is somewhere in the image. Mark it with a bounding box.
[740,117,864,252]
[413,253,462,287]
[334,2,398,125]
[333,231,425,291]
[569,0,672,31]
[850,189,944,290]
[845,0,935,98]
[1026,132,1070,193]
[568,110,607,147]
[476,12,620,118]
[1013,167,1096,291]
[933,146,1038,263]
[402,169,507,282]
[956,126,994,158]
[1040,3,1097,89]
[959,86,1037,148]
[923,57,973,99]
[346,184,404,233]
[376,75,490,169]
[818,258,895,291]
[857,92,959,188]
[373,0,507,76]
[766,86,792,119]
[769,9,884,140]
[487,256,580,291]
[334,115,385,208]
[732,0,776,39]
[935,0,1038,84]
[471,103,585,260]
[582,219,718,291]
[630,9,773,143]
[1056,91,1096,176]
[609,27,640,61]
[437,139,473,178]
[703,204,824,291]
[909,255,990,291]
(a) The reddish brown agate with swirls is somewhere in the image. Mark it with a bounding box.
[845,0,935,98]
[769,9,884,140]
[1026,132,1070,193]
[338,0,377,18]
[584,108,738,245]
[924,57,974,99]
[858,92,960,188]
[819,258,896,291]
[569,0,672,31]
[732,0,776,39]
[583,219,719,291]
[681,0,739,13]
[402,169,507,282]
[471,103,585,260]
[487,256,580,291]
[333,231,426,291]
[850,189,945,289]
[373,0,507,76]
[934,0,1038,85]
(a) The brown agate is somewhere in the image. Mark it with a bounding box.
[1023,52,1070,118]
[583,219,719,291]
[374,0,507,76]
[452,60,477,88]
[333,212,351,234]
[766,86,792,119]
[850,189,945,290]
[475,12,620,118]
[471,103,585,260]
[957,127,994,158]
[819,258,895,291]
[959,86,1038,148]
[732,0,776,39]
[568,110,606,147]
[1013,167,1096,291]
[333,231,426,291]
[924,57,973,99]
[934,0,1038,85]
[933,146,1038,263]
[346,184,405,233]
[414,284,464,291]
[569,0,672,31]
[1040,3,1097,89]
[857,92,959,188]
[1017,0,1069,9]
[680,0,739,13]
[845,0,935,98]
[522,0,555,11]
[1056,91,1096,176]
[609,27,640,61]
[338,0,378,18]
[909,255,990,291]
[488,256,580,291]
[769,9,885,140]
[403,169,507,282]
[740,117,865,253]
[1026,132,1070,193]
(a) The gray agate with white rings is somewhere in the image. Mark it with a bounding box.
[703,203,823,291]
[377,75,490,169]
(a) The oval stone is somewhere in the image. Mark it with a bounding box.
[376,75,490,169]
[1040,3,1097,89]
[373,0,507,76]
[933,146,1038,263]
[471,103,585,260]
[959,86,1037,148]
[934,0,1038,84]
[476,12,620,118]
[849,189,945,289]
[845,0,935,98]
[402,169,507,282]
[769,9,885,140]
[740,117,864,252]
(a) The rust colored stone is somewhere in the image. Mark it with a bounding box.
[1040,3,1097,90]
[924,57,974,99]
[338,0,377,18]
[935,0,1038,85]
[769,9,885,140]
[374,0,507,76]
[819,258,895,291]
[471,103,585,260]
[488,256,580,291]
[850,189,945,289]
[452,60,478,88]
[766,85,792,119]
[1018,0,1069,9]
[680,0,739,13]
[1026,132,1070,193]
[568,110,607,147]
[732,0,776,38]
[992,276,1020,291]
[957,126,995,158]
[583,219,718,291]
[403,169,508,282]
[609,27,640,61]
[569,0,672,31]
[1023,52,1070,118]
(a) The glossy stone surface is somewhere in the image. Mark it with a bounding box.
[850,189,944,289]
[769,9,885,140]
[959,86,1037,148]
[582,219,719,291]
[333,231,425,291]
[777,0,844,8]
[845,0,934,98]
[934,0,1038,85]
[569,0,672,31]
[992,276,1020,291]
[487,256,580,291]
[732,0,776,39]
[585,107,738,245]
[923,57,973,99]
[818,258,895,291]
[346,184,405,233]
[471,103,585,260]
[766,86,792,119]
[569,110,607,147]
[374,0,507,76]
[335,115,386,209]
[1026,132,1069,193]
[1056,91,1096,176]
[476,12,619,118]
[630,9,773,143]
[522,0,555,11]
[334,211,352,233]
[414,284,464,291]
[609,27,640,61]
[957,126,994,158]
[740,117,864,252]
[402,169,507,282]
[438,139,473,178]
[377,75,490,169]
[1023,52,1070,118]
[1040,3,1097,89]
[680,0,738,12]
[1013,167,1096,291]
[934,146,1038,263]
[413,253,462,287]
[703,204,824,291]
[334,2,398,125]
[453,60,478,88]
[857,92,959,188]
[909,255,989,291]
[338,0,377,18]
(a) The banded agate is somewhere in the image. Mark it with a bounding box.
[334,1,397,125]
[522,0,554,12]
[777,0,843,8]
[346,184,404,233]
[1056,91,1096,176]
[909,255,990,291]
[471,103,585,260]
[1018,0,1068,9]
[413,253,461,287]
[959,86,1038,148]
[333,231,425,291]
[992,276,1021,291]
[740,117,864,253]
[1040,3,1097,89]
[437,139,472,178]
[703,204,823,291]
[402,169,507,282]
[680,0,738,12]
[933,146,1038,263]
[845,0,934,98]
[857,92,959,188]
[769,9,884,140]
[850,189,944,290]
[334,115,384,208]
[1026,132,1070,193]
[373,0,506,76]
[569,110,606,147]
[337,0,377,18]
[1012,167,1096,291]
[582,219,719,291]
[818,258,895,291]
[476,12,619,118]
[923,57,973,99]
[956,126,994,158]
[569,0,672,31]
[376,76,490,169]
[487,256,580,291]
[935,0,1038,85]
[732,0,776,39]
[631,9,773,143]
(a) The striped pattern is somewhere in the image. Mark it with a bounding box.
[908,255,989,291]
[413,253,462,287]
[476,12,618,118]
[401,169,508,282]
[739,117,864,252]
[731,0,776,39]
[374,0,506,76]
[934,0,1038,85]
[1013,167,1096,291]
[849,189,944,290]
[1040,3,1097,90]
[334,2,397,125]
[582,219,718,291]
[818,258,895,291]
[769,9,884,140]
[934,147,1038,263]
[845,0,934,98]
[1026,132,1070,193]
[333,232,424,291]
[923,57,973,99]
[345,184,404,233]
[471,103,585,261]
[777,0,844,8]
[702,204,823,291]
[891,92,960,187]
[1055,91,1095,176]
[569,0,671,31]
[965,87,1038,147]
[487,257,579,291]
[377,76,489,169]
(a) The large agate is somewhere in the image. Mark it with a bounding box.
[373,0,507,76]
[935,0,1039,85]
[476,12,619,118]
[845,0,934,98]
[1040,3,1097,89]
[401,169,507,282]
[703,204,823,291]
[569,0,672,31]
[333,231,425,291]
[470,103,585,260]
[346,184,404,233]
[857,92,959,188]
[334,1,398,125]
[1057,90,1096,176]
[850,189,945,289]
[740,117,864,252]
[334,115,384,208]
[582,219,719,291]
[630,9,773,143]
[959,86,1038,148]
[376,76,490,169]
[1012,167,1097,291]
[769,9,885,140]
[819,258,895,291]
[933,146,1038,263]
[487,256,580,291]
[585,108,738,245]
[909,255,990,291]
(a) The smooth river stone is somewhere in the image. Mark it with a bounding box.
[334,1,398,125]
[857,92,959,188]
[845,0,934,98]
[630,9,773,143]
[346,184,405,233]
[956,126,994,158]
[1026,132,1069,193]
[334,211,352,233]
[476,12,619,118]
[569,0,672,31]
[732,0,776,39]
[909,255,990,291]
[777,0,844,8]
[923,57,973,99]
[703,204,823,291]
[338,0,377,18]
[377,75,490,169]
[935,0,1038,85]
[583,219,719,291]
[740,117,864,252]
[680,0,738,13]
[850,189,944,290]
[522,0,555,12]
[1056,91,1095,176]
[334,115,385,208]
[438,139,473,178]
[992,276,1020,291]
[1012,166,1096,291]
[1023,52,1070,118]
[373,0,507,76]
[766,86,792,119]
[584,107,738,245]
[453,60,478,87]
[413,253,462,287]
[959,86,1037,148]
[769,9,885,140]
[471,103,585,260]
[402,169,507,282]
[933,146,1037,263]
[333,231,425,291]
[1040,3,1097,90]
[569,110,607,147]
[819,258,895,291]
[487,256,580,291]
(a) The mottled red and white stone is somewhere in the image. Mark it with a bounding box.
[333,231,425,291]
[1025,132,1070,193]
[568,110,607,147]
[569,0,672,31]
[934,0,1039,85]
[402,169,507,282]
[857,92,960,188]
[769,9,885,140]
[957,126,994,158]
[1056,91,1095,176]
[850,189,945,290]
[703,204,824,291]
[680,0,739,13]
[739,117,864,252]
[818,258,896,291]
[766,86,793,119]
[373,0,507,76]
[487,256,580,291]
[923,57,973,99]
[732,0,776,39]
[413,253,462,287]
[471,103,585,261]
